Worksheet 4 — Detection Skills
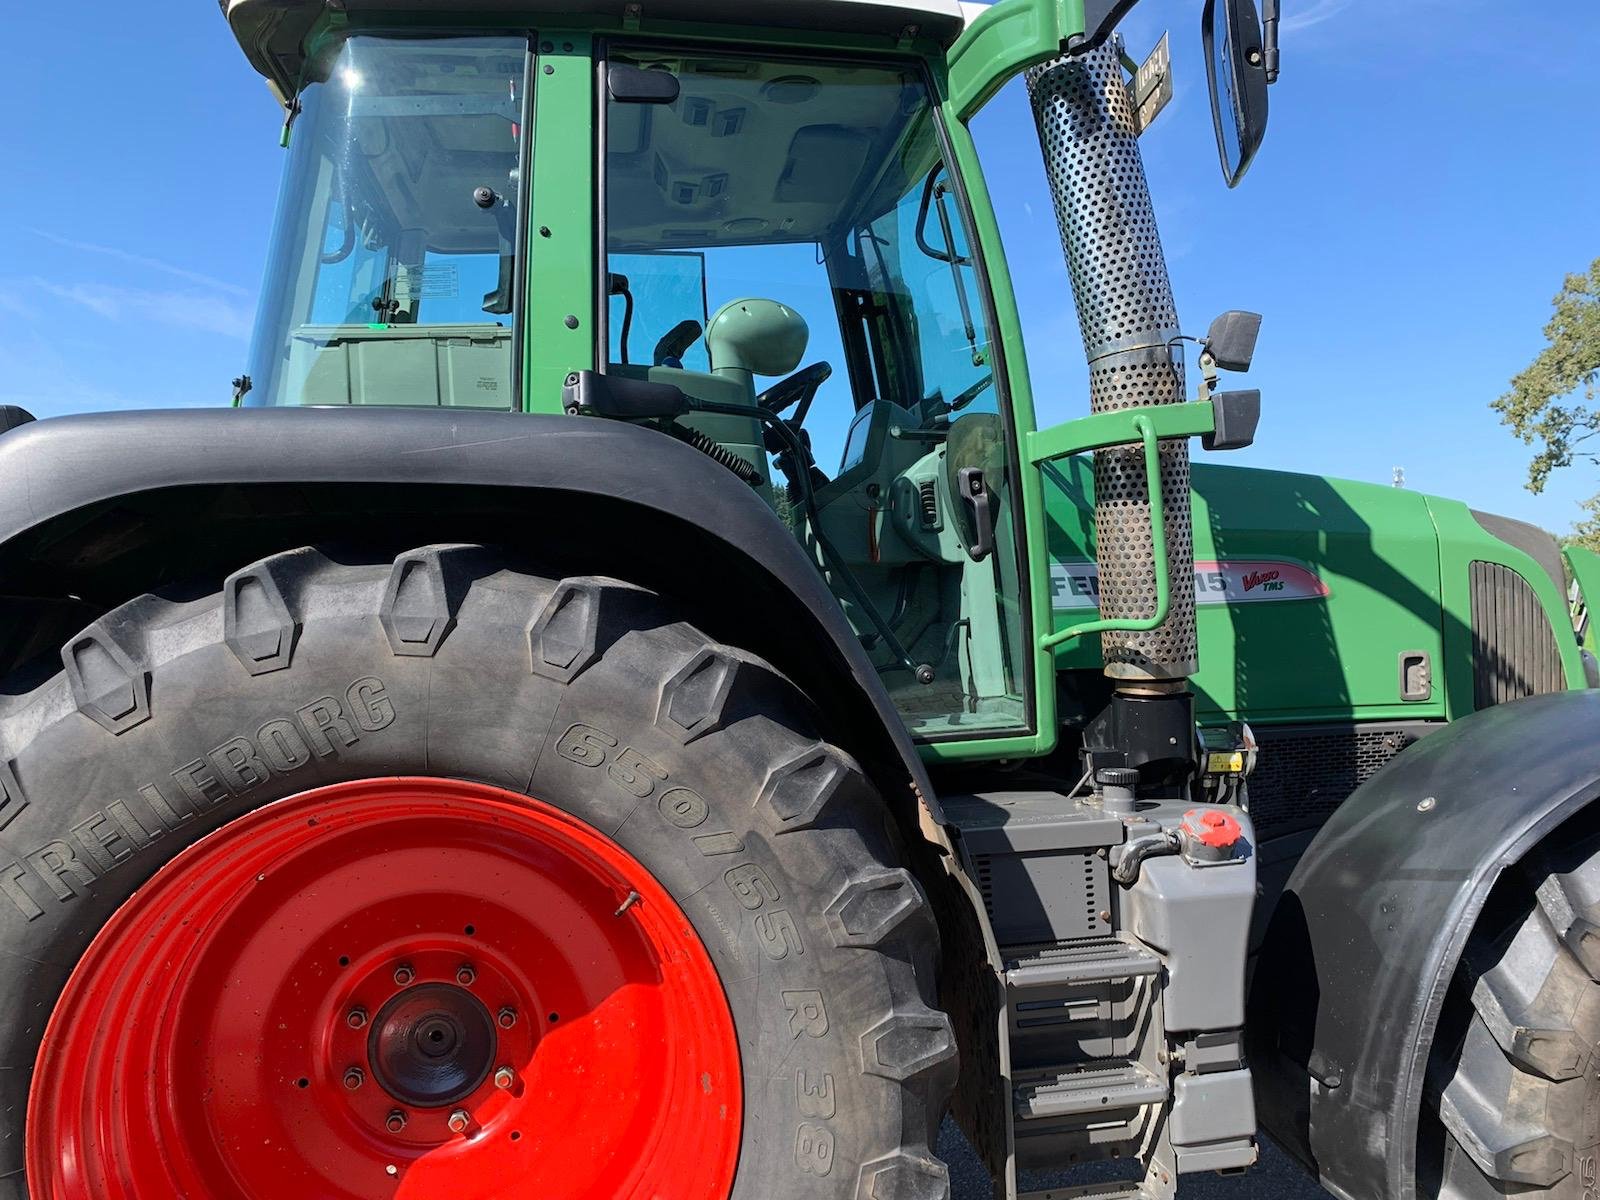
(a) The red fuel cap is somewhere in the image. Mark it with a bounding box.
[1182,807,1243,849]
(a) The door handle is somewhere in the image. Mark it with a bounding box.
[957,466,994,561]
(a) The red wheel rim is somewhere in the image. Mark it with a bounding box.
[27,778,742,1200]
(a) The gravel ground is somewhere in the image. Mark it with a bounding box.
[939,1117,1333,1199]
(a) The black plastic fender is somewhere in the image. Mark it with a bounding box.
[0,408,946,830]
[1250,689,1600,1200]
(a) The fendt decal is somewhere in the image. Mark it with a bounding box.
[1051,559,1330,610]
[0,677,396,922]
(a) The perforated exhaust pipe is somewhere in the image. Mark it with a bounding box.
[1026,39,1198,683]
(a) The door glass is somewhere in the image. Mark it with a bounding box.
[604,49,1027,737]
[608,251,711,371]
[245,35,529,408]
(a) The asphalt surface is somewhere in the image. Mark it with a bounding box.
[939,1118,1334,1199]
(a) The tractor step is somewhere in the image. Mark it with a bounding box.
[1018,1186,1149,1200]
[1014,1061,1167,1121]
[1005,939,1161,989]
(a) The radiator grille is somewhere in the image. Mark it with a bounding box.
[1470,561,1566,709]
[1247,726,1424,841]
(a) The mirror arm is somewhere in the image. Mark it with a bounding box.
[1196,349,1220,403]
[1079,0,1144,53]
[1261,0,1280,82]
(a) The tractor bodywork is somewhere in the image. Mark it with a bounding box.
[2,1,1595,1198]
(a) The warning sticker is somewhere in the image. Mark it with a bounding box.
[392,263,459,301]
[1051,558,1330,611]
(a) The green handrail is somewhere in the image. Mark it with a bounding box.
[1038,411,1171,651]
[1025,399,1215,463]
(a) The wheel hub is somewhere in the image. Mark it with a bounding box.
[26,777,742,1200]
[369,982,497,1107]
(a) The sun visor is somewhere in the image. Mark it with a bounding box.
[775,126,872,205]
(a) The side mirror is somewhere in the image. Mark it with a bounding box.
[1202,0,1270,187]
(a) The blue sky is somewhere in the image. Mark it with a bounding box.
[2,1,1596,532]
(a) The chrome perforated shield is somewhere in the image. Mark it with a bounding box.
[1026,39,1198,680]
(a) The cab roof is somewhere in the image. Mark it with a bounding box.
[222,0,969,98]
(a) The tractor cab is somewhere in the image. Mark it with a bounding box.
[237,12,1030,738]
[230,0,1274,745]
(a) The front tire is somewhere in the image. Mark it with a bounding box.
[1426,826,1600,1199]
[0,545,956,1200]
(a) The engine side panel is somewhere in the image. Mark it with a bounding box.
[1047,459,1451,724]
[1046,461,1586,732]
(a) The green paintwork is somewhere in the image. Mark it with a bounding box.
[1043,457,1591,726]
[1027,401,1218,462]
[1048,459,1442,723]
[1568,546,1600,655]
[523,34,595,414]
[946,0,1085,120]
[1426,496,1586,716]
[1188,469,1445,723]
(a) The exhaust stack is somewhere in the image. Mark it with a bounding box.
[1026,39,1198,684]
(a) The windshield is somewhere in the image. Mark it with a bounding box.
[243,35,529,408]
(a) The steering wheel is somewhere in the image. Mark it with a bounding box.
[758,361,833,428]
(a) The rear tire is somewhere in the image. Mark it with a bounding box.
[1425,827,1600,1199]
[0,545,955,1200]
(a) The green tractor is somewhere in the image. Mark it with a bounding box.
[4,0,1598,1197]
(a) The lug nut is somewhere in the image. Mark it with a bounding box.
[494,1066,514,1089]
[456,964,476,986]
[346,1007,368,1029]
[385,1109,408,1133]
[497,1007,517,1029]
[447,1109,470,1134]
[343,1066,365,1090]
[393,964,414,986]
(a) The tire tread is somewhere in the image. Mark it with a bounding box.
[1431,830,1600,1198]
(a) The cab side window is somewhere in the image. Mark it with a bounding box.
[245,35,529,409]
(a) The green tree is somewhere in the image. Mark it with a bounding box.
[1493,258,1600,523]
[1567,495,1600,555]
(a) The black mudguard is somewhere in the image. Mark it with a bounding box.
[0,407,944,823]
[1250,689,1600,1200]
